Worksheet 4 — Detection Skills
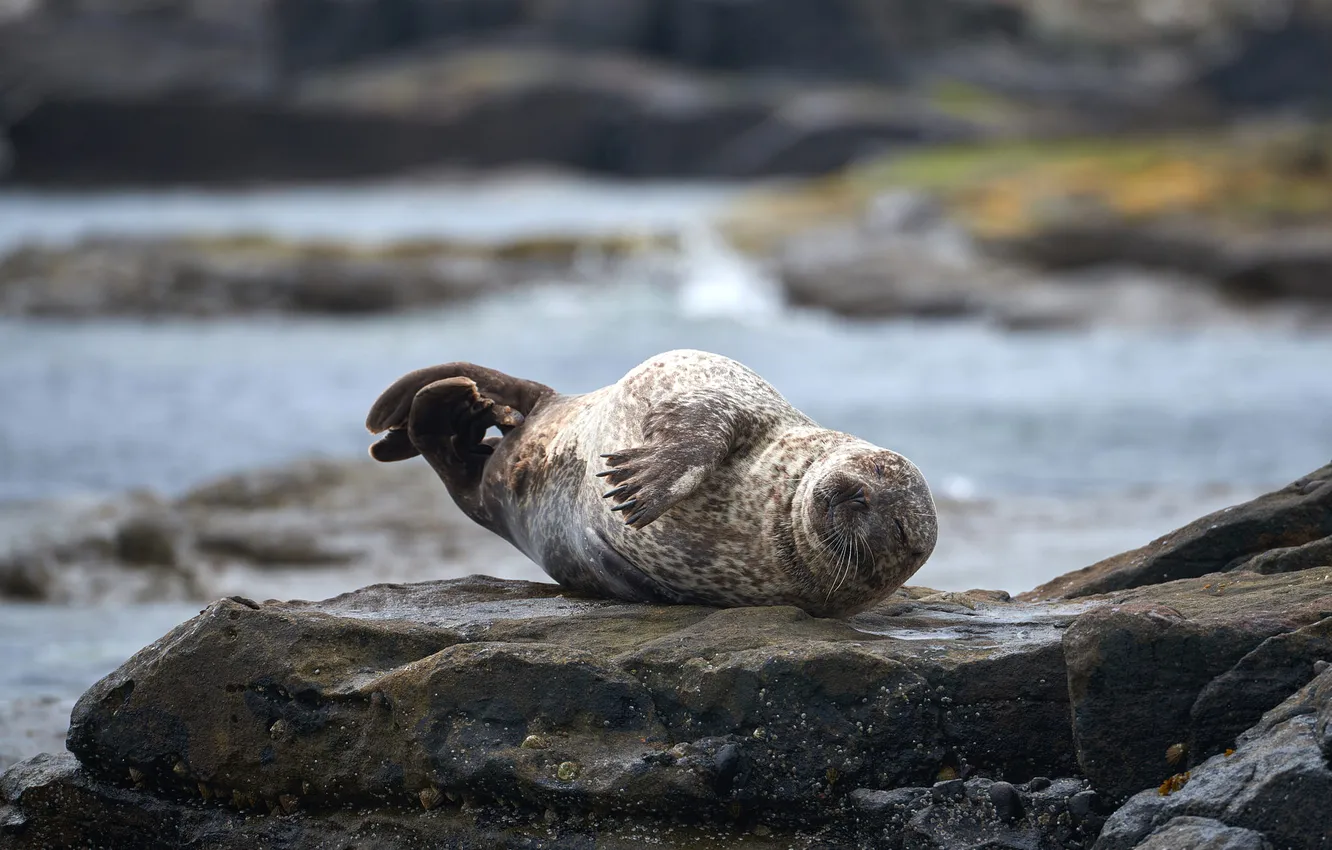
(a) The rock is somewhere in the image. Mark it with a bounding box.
[3,751,851,850]
[0,232,671,318]
[7,0,1332,185]
[759,188,1255,329]
[931,778,966,801]
[1024,463,1332,599]
[1236,535,1332,575]
[0,458,536,605]
[1188,616,1332,760]
[1094,667,1332,850]
[61,579,1087,829]
[988,781,1023,823]
[1131,816,1271,850]
[1063,570,1332,802]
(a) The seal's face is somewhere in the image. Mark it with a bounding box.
[793,445,938,615]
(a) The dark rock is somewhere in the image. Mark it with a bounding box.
[931,778,966,801]
[903,796,1044,850]
[1062,570,1332,802]
[1189,616,1332,760]
[2,751,844,849]
[113,515,181,568]
[62,578,1090,826]
[1024,463,1332,599]
[0,234,592,318]
[0,458,531,605]
[851,785,929,815]
[1235,534,1332,575]
[1095,668,1332,850]
[1067,789,1097,820]
[988,781,1023,823]
[1024,776,1051,792]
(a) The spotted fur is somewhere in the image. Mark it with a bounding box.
[366,350,937,618]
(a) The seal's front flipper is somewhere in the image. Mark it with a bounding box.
[597,394,743,529]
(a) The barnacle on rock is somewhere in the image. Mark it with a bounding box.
[557,761,580,781]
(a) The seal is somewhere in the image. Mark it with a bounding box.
[365,349,937,618]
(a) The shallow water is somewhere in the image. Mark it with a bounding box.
[3,297,1331,504]
[0,175,739,250]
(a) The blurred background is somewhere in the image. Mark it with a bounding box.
[2,0,1332,768]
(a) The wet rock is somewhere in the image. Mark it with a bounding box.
[1,751,849,850]
[988,781,1023,823]
[1094,668,1332,850]
[851,786,929,816]
[1067,789,1097,821]
[55,577,1087,829]
[931,778,966,801]
[1025,463,1332,599]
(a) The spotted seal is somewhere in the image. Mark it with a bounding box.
[365,349,937,618]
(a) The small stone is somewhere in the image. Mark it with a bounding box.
[989,781,1024,823]
[1068,789,1097,819]
[269,719,289,740]
[752,823,772,837]
[172,760,188,778]
[713,744,741,792]
[557,761,580,781]
[419,787,444,810]
[931,778,965,801]
[1026,776,1051,792]
[520,734,549,750]
[127,767,145,784]
[850,788,928,814]
[1315,660,1330,674]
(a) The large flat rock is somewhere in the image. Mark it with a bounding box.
[63,579,1088,826]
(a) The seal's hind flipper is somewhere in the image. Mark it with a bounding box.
[366,362,553,435]
[369,428,419,462]
[407,377,523,470]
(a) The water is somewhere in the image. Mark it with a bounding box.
[3,177,1332,770]
[3,303,1330,504]
[0,175,739,250]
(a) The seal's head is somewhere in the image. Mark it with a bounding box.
[792,443,938,616]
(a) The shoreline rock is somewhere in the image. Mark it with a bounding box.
[0,232,673,319]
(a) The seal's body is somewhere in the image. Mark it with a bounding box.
[366,350,936,618]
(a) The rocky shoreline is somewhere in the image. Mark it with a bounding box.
[3,1,1332,186]
[1,463,1329,848]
